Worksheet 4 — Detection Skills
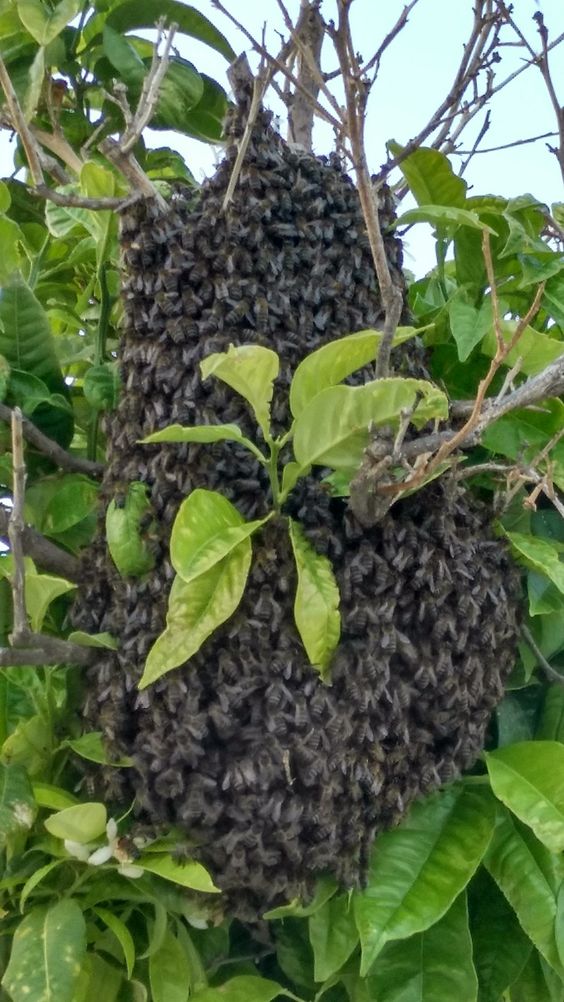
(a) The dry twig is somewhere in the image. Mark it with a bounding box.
[0,404,104,477]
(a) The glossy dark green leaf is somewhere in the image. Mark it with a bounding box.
[102,24,145,86]
[389,144,467,208]
[0,762,36,843]
[484,809,563,975]
[94,907,135,980]
[486,741,564,852]
[181,74,228,142]
[2,899,86,1002]
[288,518,340,680]
[354,785,495,974]
[536,686,564,742]
[151,57,205,132]
[83,363,120,412]
[309,893,358,982]
[366,893,477,1001]
[140,537,252,688]
[509,951,564,1002]
[170,489,269,584]
[104,1,235,60]
[149,928,190,1002]
[495,689,542,748]
[468,867,532,1002]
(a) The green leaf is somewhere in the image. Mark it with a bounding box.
[140,422,265,462]
[139,853,219,893]
[44,801,107,843]
[0,216,24,283]
[505,533,564,595]
[25,571,75,631]
[2,713,51,776]
[201,344,279,440]
[32,782,78,810]
[481,322,564,377]
[2,899,86,1002]
[309,893,358,982]
[482,402,564,491]
[0,180,11,213]
[486,741,564,853]
[106,482,156,578]
[397,205,496,233]
[263,877,338,919]
[17,0,81,45]
[0,763,36,843]
[509,951,564,1002]
[104,0,236,61]
[102,25,146,87]
[390,144,467,208]
[20,859,64,913]
[485,809,563,976]
[292,379,448,471]
[94,907,135,979]
[24,44,45,120]
[171,489,269,584]
[288,519,340,680]
[537,686,564,742]
[354,784,495,975]
[149,928,190,1002]
[150,57,204,132]
[468,867,532,1002]
[289,327,422,418]
[83,363,120,412]
[139,540,252,688]
[66,731,133,767]
[191,976,298,1002]
[366,892,477,1002]
[448,297,494,362]
[67,631,118,650]
[38,475,99,535]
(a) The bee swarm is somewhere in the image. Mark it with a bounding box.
[73,99,521,917]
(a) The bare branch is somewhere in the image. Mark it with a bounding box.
[454,129,559,156]
[120,22,178,154]
[0,404,104,477]
[0,507,81,581]
[8,409,28,644]
[0,54,44,186]
[276,0,331,149]
[362,0,421,80]
[0,636,96,667]
[32,184,140,211]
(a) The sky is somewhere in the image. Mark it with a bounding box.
[0,0,563,274]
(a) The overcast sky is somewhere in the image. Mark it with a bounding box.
[1,0,563,273]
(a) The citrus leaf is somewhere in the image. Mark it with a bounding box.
[149,928,190,1002]
[292,379,448,471]
[17,0,81,45]
[366,892,477,1002]
[66,732,133,767]
[486,741,564,853]
[25,572,75,632]
[396,205,497,233]
[2,899,86,1002]
[44,802,107,843]
[289,326,423,418]
[481,322,564,377]
[139,854,219,893]
[140,539,252,688]
[191,976,301,1002]
[0,762,36,844]
[94,907,135,979]
[389,144,467,208]
[106,482,155,578]
[104,0,236,61]
[504,533,564,594]
[140,422,265,462]
[263,877,338,920]
[485,809,564,976]
[83,363,120,412]
[171,489,270,584]
[201,344,279,440]
[309,893,358,982]
[354,785,495,975]
[67,631,118,650]
[468,868,532,1001]
[20,859,65,914]
[32,782,78,810]
[448,297,494,362]
[288,519,340,680]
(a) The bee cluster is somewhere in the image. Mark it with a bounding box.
[72,99,520,917]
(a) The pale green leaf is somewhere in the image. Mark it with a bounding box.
[0,180,11,213]
[481,322,564,377]
[0,762,36,844]
[139,540,251,688]
[139,853,219,893]
[397,205,496,233]
[140,422,265,462]
[17,0,81,45]
[94,907,135,979]
[366,892,477,1002]
[25,572,75,632]
[288,519,340,680]
[389,143,467,208]
[289,327,423,418]
[2,713,51,776]
[0,216,23,284]
[66,732,133,767]
[106,482,155,578]
[67,631,118,650]
[263,877,338,919]
[2,899,86,1002]
[32,782,78,810]
[486,741,564,853]
[149,929,190,1002]
[292,380,448,471]
[44,802,107,843]
[171,488,269,584]
[505,533,564,594]
[309,893,358,982]
[485,809,564,976]
[200,344,279,439]
[191,976,300,1002]
[354,785,495,975]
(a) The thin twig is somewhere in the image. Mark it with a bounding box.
[0,404,104,477]
[0,54,44,186]
[362,0,421,80]
[521,624,564,686]
[8,410,28,644]
[0,638,96,667]
[33,184,140,211]
[121,22,178,154]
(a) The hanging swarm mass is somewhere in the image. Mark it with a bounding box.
[73,98,521,917]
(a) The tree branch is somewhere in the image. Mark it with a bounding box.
[0,507,81,581]
[0,636,96,667]
[8,409,27,644]
[0,404,104,477]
